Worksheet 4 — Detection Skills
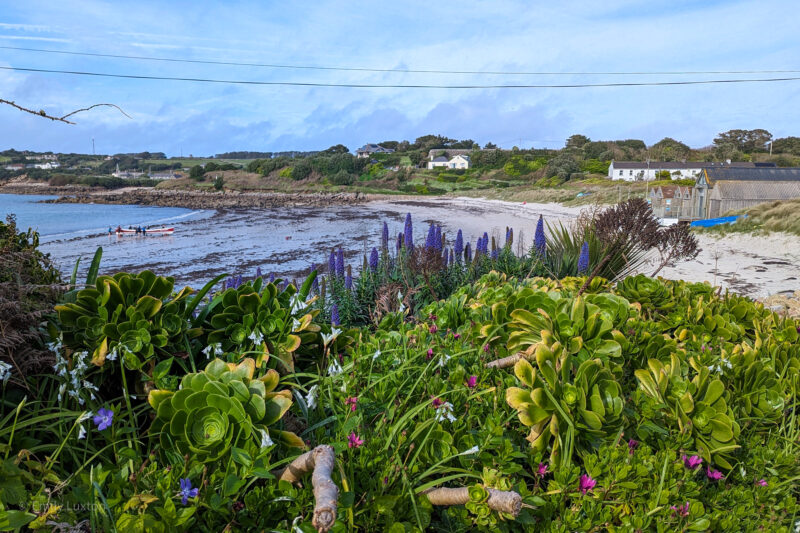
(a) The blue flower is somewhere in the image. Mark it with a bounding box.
[268,272,275,283]
[331,303,340,326]
[256,267,263,279]
[369,247,379,270]
[425,223,436,249]
[491,248,499,260]
[310,263,319,293]
[578,241,590,274]
[336,248,345,278]
[179,478,199,505]
[328,250,336,274]
[435,225,442,251]
[534,215,546,258]
[345,273,352,290]
[381,222,389,250]
[454,229,463,261]
[92,407,113,431]
[403,213,413,250]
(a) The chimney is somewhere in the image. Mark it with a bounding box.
[725,159,731,164]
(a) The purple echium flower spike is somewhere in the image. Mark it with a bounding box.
[534,215,546,258]
[454,229,463,260]
[330,303,340,326]
[435,226,442,251]
[578,241,590,274]
[310,263,319,293]
[464,242,472,262]
[491,248,499,260]
[336,247,345,278]
[425,223,436,249]
[345,272,352,290]
[256,266,263,279]
[381,221,389,250]
[403,213,413,250]
[369,247,379,270]
[269,272,275,283]
[328,250,336,274]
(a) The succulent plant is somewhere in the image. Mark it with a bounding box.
[54,271,197,369]
[615,274,676,315]
[506,343,624,469]
[148,358,303,464]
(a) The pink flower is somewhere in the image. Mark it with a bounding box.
[466,375,477,389]
[483,344,490,353]
[426,348,434,360]
[627,439,638,455]
[682,454,702,470]
[347,432,364,448]
[756,479,768,487]
[428,313,438,321]
[453,333,461,340]
[670,501,690,517]
[579,474,596,495]
[536,463,548,477]
[345,397,358,412]
[431,397,443,409]
[429,324,438,334]
[706,467,724,481]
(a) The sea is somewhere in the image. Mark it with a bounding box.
[0,193,577,288]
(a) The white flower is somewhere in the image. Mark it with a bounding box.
[248,330,264,345]
[292,318,302,331]
[201,343,223,359]
[397,291,406,313]
[77,425,86,440]
[258,428,274,448]
[321,328,342,346]
[0,361,12,383]
[434,402,457,423]
[106,347,118,361]
[372,349,382,361]
[289,295,305,314]
[305,385,319,410]
[437,353,451,368]
[327,359,343,376]
[459,445,480,456]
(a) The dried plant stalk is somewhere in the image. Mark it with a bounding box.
[486,351,529,369]
[276,445,338,533]
[424,487,522,516]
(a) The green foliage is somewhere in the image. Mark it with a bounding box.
[212,175,224,190]
[148,357,302,464]
[578,159,609,175]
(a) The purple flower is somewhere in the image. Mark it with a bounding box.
[453,332,460,340]
[578,241,590,274]
[534,215,546,258]
[483,343,490,353]
[466,375,477,389]
[328,250,336,274]
[682,454,703,470]
[381,221,389,250]
[627,438,638,455]
[426,348,434,360]
[490,248,499,260]
[706,467,724,481]
[369,247,379,270]
[345,396,358,412]
[756,479,768,487]
[345,273,352,290]
[579,474,596,494]
[256,266,263,279]
[464,242,472,262]
[330,304,340,326]
[435,225,442,251]
[429,324,438,334]
[403,213,413,250]
[92,408,113,431]
[269,272,275,283]
[431,397,444,408]
[336,248,345,278]
[348,432,364,448]
[454,230,464,261]
[310,264,319,293]
[397,232,403,252]
[179,478,199,505]
[536,463,548,477]
[425,223,436,249]
[670,501,690,518]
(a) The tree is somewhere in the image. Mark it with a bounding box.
[378,141,399,150]
[713,129,772,152]
[189,165,205,181]
[545,153,580,180]
[650,138,690,160]
[323,144,350,154]
[291,159,313,180]
[615,139,646,151]
[771,136,800,156]
[213,175,224,191]
[483,142,498,149]
[565,134,590,148]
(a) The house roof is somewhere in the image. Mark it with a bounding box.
[705,167,800,183]
[710,180,800,201]
[611,161,763,170]
[427,148,474,160]
[451,154,470,162]
[356,144,394,153]
[431,156,449,162]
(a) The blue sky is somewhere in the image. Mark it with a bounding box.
[0,0,798,156]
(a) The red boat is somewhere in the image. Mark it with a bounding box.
[115,226,174,236]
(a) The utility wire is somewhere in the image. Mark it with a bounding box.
[2,65,800,89]
[1,45,799,76]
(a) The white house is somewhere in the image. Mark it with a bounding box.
[608,160,766,182]
[427,154,471,170]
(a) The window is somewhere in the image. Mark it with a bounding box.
[619,170,623,176]
[629,170,633,175]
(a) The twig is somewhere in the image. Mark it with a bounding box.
[0,99,131,124]
[423,486,522,516]
[274,445,338,533]
[486,349,531,369]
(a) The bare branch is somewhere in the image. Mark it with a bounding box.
[0,98,131,124]
[424,487,522,516]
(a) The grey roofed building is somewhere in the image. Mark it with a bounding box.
[610,161,762,170]
[703,167,800,182]
[356,144,395,158]
[694,167,800,218]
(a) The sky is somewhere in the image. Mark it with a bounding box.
[0,0,798,156]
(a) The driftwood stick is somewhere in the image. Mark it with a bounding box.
[276,445,338,533]
[424,487,522,516]
[486,350,530,369]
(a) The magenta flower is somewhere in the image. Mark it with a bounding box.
[483,344,490,353]
[345,397,358,412]
[756,479,768,487]
[536,463,548,477]
[466,375,477,389]
[579,474,596,495]
[453,332,461,340]
[682,454,702,470]
[429,324,438,334]
[347,432,364,448]
[428,313,438,321]
[92,408,114,431]
[706,467,724,481]
[627,439,638,455]
[431,397,443,409]
[426,348,434,360]
[670,501,690,518]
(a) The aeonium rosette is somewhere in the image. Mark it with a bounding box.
[148,357,303,464]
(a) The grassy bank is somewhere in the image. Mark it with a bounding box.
[696,198,800,237]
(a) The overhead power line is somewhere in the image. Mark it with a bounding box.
[1,45,799,76]
[2,65,800,89]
